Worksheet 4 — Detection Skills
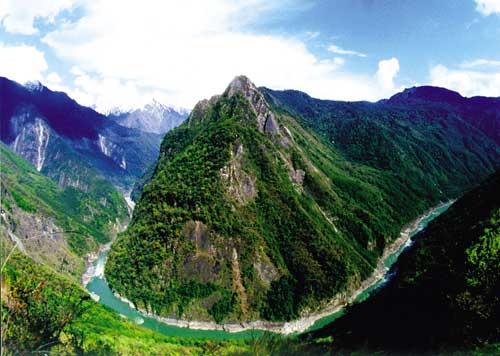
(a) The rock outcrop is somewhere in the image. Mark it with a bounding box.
[225,75,281,135]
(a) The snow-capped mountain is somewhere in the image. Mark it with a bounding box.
[108,99,189,134]
[1,76,162,190]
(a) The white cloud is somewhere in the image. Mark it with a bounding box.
[46,72,62,83]
[327,44,367,57]
[430,64,500,97]
[38,0,401,110]
[0,43,48,83]
[68,68,175,112]
[376,57,400,91]
[474,0,500,16]
[0,0,77,35]
[461,58,500,68]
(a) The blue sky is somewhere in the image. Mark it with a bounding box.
[1,0,499,112]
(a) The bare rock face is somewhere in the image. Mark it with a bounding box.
[188,95,220,127]
[220,142,257,204]
[182,220,213,253]
[253,252,279,285]
[225,75,281,135]
[10,112,51,172]
[290,168,305,185]
[1,205,84,277]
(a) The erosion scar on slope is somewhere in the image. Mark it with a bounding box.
[231,248,248,316]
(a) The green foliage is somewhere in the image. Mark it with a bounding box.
[1,252,248,355]
[0,142,128,257]
[10,189,36,212]
[2,253,91,353]
[309,171,500,351]
[466,209,500,290]
[261,275,298,321]
[209,292,237,323]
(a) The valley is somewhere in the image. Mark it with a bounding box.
[105,75,499,326]
[85,201,451,336]
[3,2,500,354]
[1,74,499,355]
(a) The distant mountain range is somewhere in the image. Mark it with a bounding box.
[108,100,189,135]
[0,76,164,190]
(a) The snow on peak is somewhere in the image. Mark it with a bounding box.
[24,81,44,92]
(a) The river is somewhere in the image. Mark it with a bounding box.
[85,202,452,340]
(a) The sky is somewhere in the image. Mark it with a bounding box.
[1,0,500,113]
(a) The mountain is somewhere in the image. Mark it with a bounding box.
[0,76,163,189]
[384,86,500,146]
[0,142,129,278]
[262,86,500,197]
[108,100,189,134]
[384,85,466,105]
[105,76,500,324]
[309,170,500,352]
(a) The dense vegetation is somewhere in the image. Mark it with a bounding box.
[0,250,247,355]
[106,77,500,323]
[308,170,500,352]
[262,86,500,198]
[0,142,128,276]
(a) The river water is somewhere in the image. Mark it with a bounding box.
[86,202,451,340]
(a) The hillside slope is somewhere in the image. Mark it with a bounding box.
[262,86,500,197]
[0,142,128,278]
[106,76,500,324]
[309,171,500,352]
[0,251,246,355]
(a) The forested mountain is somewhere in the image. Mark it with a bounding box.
[0,142,128,278]
[262,86,500,197]
[105,76,500,324]
[0,76,162,190]
[308,170,500,353]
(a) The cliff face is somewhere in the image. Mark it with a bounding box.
[0,76,162,190]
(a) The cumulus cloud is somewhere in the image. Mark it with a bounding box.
[30,0,402,111]
[474,0,500,16]
[430,64,500,97]
[0,43,48,83]
[376,57,400,91]
[327,44,367,57]
[0,0,77,34]
[59,67,175,113]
